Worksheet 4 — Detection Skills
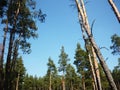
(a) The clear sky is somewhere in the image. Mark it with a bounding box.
[21,0,120,77]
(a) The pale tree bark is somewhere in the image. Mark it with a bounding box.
[62,76,65,90]
[62,71,65,90]
[108,0,120,23]
[15,73,20,90]
[78,0,102,89]
[75,0,118,90]
[88,54,98,90]
[80,20,98,90]
[92,47,102,90]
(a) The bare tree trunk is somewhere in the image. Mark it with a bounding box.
[81,22,98,90]
[15,73,20,90]
[108,0,120,23]
[88,54,98,90]
[62,71,65,90]
[78,1,101,89]
[92,47,102,90]
[75,0,118,90]
[62,76,65,90]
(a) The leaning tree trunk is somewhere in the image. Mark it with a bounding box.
[75,0,118,90]
[108,0,120,23]
[92,47,102,90]
[80,21,98,90]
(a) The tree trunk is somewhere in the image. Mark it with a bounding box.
[81,21,98,90]
[70,81,73,90]
[15,73,20,90]
[62,77,65,90]
[108,0,120,23]
[5,30,15,90]
[82,76,85,90]
[62,71,65,90]
[0,20,8,90]
[88,54,98,90]
[4,1,20,90]
[75,0,118,90]
[92,47,102,90]
[49,72,52,90]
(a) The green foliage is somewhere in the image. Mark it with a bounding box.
[74,43,89,73]
[112,58,120,89]
[47,57,57,75]
[58,46,70,73]
[0,0,7,17]
[65,64,81,90]
[110,34,120,55]
[74,43,93,89]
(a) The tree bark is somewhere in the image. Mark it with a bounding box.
[82,73,86,90]
[0,20,8,90]
[49,72,52,90]
[108,0,120,23]
[15,73,20,90]
[62,77,65,90]
[4,1,20,90]
[80,19,98,90]
[92,47,102,90]
[88,54,98,90]
[75,0,118,90]
[62,71,65,90]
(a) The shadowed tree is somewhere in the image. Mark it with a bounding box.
[112,58,120,89]
[0,0,46,90]
[110,34,120,55]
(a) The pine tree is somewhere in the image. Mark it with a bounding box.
[58,46,70,90]
[110,34,120,55]
[74,43,92,90]
[47,57,57,90]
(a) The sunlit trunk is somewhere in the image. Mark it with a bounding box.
[92,47,102,90]
[75,0,118,90]
[108,0,120,23]
[15,73,20,90]
[88,54,98,90]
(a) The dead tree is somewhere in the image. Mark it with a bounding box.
[108,0,120,23]
[75,0,118,90]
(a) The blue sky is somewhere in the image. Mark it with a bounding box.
[21,0,120,77]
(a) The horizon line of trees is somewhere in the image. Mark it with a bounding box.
[5,42,119,90]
